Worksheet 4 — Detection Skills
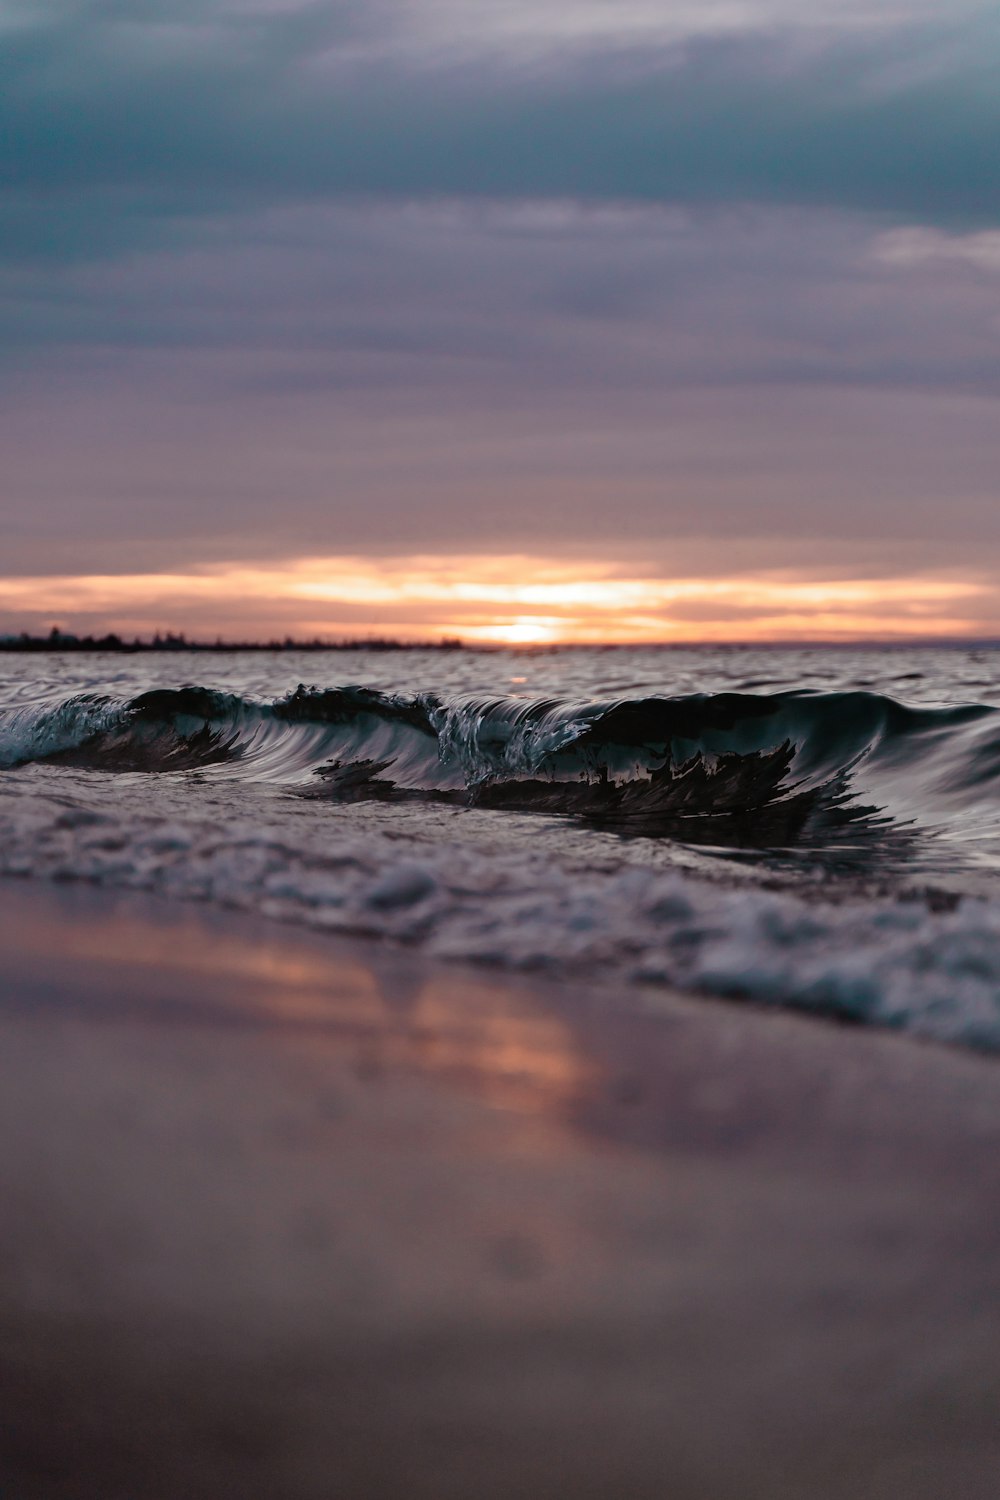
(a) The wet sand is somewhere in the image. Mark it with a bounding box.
[1,876,999,1499]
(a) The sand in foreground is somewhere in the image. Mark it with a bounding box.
[1,877,999,1499]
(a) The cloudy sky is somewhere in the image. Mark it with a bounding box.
[2,0,999,641]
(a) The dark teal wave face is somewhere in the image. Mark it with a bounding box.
[3,683,999,879]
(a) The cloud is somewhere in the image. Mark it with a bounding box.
[873,227,1000,272]
[1,3,997,611]
[2,194,999,585]
[1,1,999,275]
[1,552,993,643]
[5,199,1000,397]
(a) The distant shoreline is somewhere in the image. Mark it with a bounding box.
[2,631,1000,654]
[0,631,467,654]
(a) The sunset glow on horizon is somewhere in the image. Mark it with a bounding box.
[2,556,996,646]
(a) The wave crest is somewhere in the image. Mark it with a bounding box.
[2,683,998,853]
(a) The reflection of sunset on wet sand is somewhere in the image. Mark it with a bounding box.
[4,887,592,1125]
[2,556,994,644]
[3,879,1000,1498]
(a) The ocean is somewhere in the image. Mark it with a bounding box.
[3,643,1000,1050]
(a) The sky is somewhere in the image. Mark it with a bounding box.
[2,0,999,642]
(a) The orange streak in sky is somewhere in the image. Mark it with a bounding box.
[1,555,995,643]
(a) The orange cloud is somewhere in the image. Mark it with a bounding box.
[1,555,995,644]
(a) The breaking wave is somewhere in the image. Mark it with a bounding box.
[2,683,999,853]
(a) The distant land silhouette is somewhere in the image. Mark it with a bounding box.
[0,627,466,654]
[3,628,999,654]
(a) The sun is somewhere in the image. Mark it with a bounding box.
[465,617,563,646]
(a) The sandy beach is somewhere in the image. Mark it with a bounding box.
[1,876,998,1497]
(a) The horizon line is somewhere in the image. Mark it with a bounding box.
[4,628,1000,654]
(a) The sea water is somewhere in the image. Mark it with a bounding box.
[3,644,1000,1049]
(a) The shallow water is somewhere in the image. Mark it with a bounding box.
[3,644,1000,1049]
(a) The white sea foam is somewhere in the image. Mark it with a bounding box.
[2,777,999,1050]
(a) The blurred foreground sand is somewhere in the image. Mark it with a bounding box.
[1,877,999,1499]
